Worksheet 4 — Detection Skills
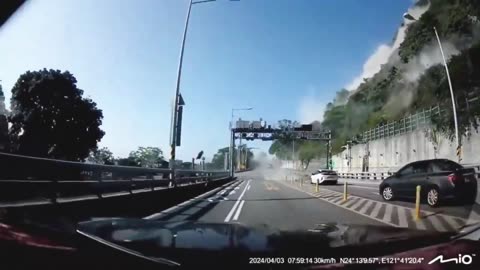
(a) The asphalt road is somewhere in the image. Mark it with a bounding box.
[143,169,480,233]
[144,171,383,231]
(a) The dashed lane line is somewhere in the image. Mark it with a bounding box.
[143,179,243,220]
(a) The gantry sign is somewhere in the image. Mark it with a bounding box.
[228,119,332,176]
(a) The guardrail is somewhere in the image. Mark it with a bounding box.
[361,106,440,142]
[0,152,230,206]
[291,165,480,182]
[337,172,393,181]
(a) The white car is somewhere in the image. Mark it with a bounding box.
[310,169,338,184]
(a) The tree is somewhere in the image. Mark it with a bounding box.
[128,146,164,168]
[297,141,325,170]
[211,147,230,169]
[8,69,105,161]
[87,147,114,165]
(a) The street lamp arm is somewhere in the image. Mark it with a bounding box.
[192,0,216,5]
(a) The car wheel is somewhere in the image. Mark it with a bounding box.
[426,187,440,207]
[381,186,394,201]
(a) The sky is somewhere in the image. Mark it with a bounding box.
[0,0,413,161]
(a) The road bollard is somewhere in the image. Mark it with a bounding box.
[415,185,421,220]
[315,180,319,192]
[343,182,348,202]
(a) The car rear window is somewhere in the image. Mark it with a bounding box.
[432,160,463,172]
[320,170,337,175]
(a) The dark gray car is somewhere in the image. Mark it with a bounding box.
[379,159,477,207]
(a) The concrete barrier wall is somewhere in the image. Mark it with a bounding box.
[333,128,480,173]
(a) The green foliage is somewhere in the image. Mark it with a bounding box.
[128,146,164,168]
[320,0,480,153]
[88,147,114,165]
[211,147,230,169]
[297,141,325,169]
[429,42,480,140]
[399,0,480,63]
[8,69,105,161]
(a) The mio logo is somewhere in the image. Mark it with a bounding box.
[428,254,476,265]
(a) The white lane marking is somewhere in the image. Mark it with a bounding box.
[397,207,408,228]
[144,180,242,219]
[233,200,245,220]
[429,215,448,232]
[229,190,236,196]
[344,197,360,208]
[412,210,427,230]
[224,180,251,222]
[383,204,393,223]
[442,215,461,230]
[218,190,227,195]
[358,200,374,215]
[350,198,366,210]
[371,192,380,196]
[247,185,251,190]
[318,191,337,197]
[370,202,383,219]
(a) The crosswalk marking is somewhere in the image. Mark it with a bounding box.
[331,196,344,204]
[429,215,448,232]
[350,198,365,210]
[326,195,341,201]
[370,202,383,219]
[281,180,476,233]
[412,210,427,230]
[397,207,408,227]
[319,190,336,197]
[359,200,374,214]
[442,215,461,231]
[383,204,393,223]
[344,197,360,208]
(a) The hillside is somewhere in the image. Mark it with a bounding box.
[322,0,480,153]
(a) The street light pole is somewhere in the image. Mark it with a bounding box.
[403,13,461,161]
[169,0,194,180]
[170,0,239,181]
[433,26,460,160]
